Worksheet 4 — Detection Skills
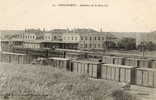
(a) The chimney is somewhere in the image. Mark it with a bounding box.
[100,28,103,33]
[43,28,45,32]
[25,28,26,32]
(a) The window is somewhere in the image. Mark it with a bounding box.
[98,44,101,48]
[72,37,73,40]
[81,37,83,40]
[75,37,77,40]
[90,37,92,40]
[102,37,104,40]
[85,44,87,48]
[85,37,87,40]
[95,37,96,40]
[90,44,92,48]
[98,37,100,40]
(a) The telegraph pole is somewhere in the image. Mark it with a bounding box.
[141,42,145,58]
[103,32,108,54]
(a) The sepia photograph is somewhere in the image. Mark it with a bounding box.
[0,0,156,100]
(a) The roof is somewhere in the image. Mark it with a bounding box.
[48,29,68,33]
[24,40,43,43]
[72,60,102,64]
[48,57,69,61]
[1,51,26,55]
[71,28,98,33]
[102,64,137,68]
[137,68,156,71]
[24,40,78,44]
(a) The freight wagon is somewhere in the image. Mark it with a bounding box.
[48,57,70,70]
[124,58,139,67]
[101,64,120,81]
[136,68,156,88]
[137,58,152,68]
[88,61,102,78]
[71,60,89,74]
[71,60,102,78]
[65,52,83,59]
[0,52,11,63]
[102,56,125,65]
[111,56,125,65]
[101,64,137,84]
[151,60,156,69]
[0,52,36,64]
[102,56,114,64]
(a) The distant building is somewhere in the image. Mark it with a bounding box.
[79,32,116,50]
[16,32,44,41]
[62,33,81,43]
[23,41,43,49]
[44,32,62,41]
[0,28,117,50]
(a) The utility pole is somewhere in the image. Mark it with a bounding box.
[103,33,108,54]
[141,42,145,58]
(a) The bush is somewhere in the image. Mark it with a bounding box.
[117,38,136,50]
[112,89,139,100]
[138,41,156,51]
[0,63,121,100]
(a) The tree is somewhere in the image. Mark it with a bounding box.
[103,41,116,51]
[138,41,156,51]
[146,41,156,51]
[117,38,136,50]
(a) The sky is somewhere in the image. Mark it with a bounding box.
[0,0,156,32]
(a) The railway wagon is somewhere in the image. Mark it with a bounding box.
[136,68,156,88]
[48,50,65,58]
[111,56,125,65]
[151,60,156,69]
[137,58,152,68]
[65,52,82,59]
[71,60,102,78]
[124,58,139,67]
[102,56,114,64]
[101,64,120,81]
[101,64,137,84]
[88,61,102,78]
[48,57,70,70]
[10,53,25,64]
[0,52,36,64]
[71,60,89,74]
[12,47,28,54]
[0,52,11,63]
[119,65,137,84]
